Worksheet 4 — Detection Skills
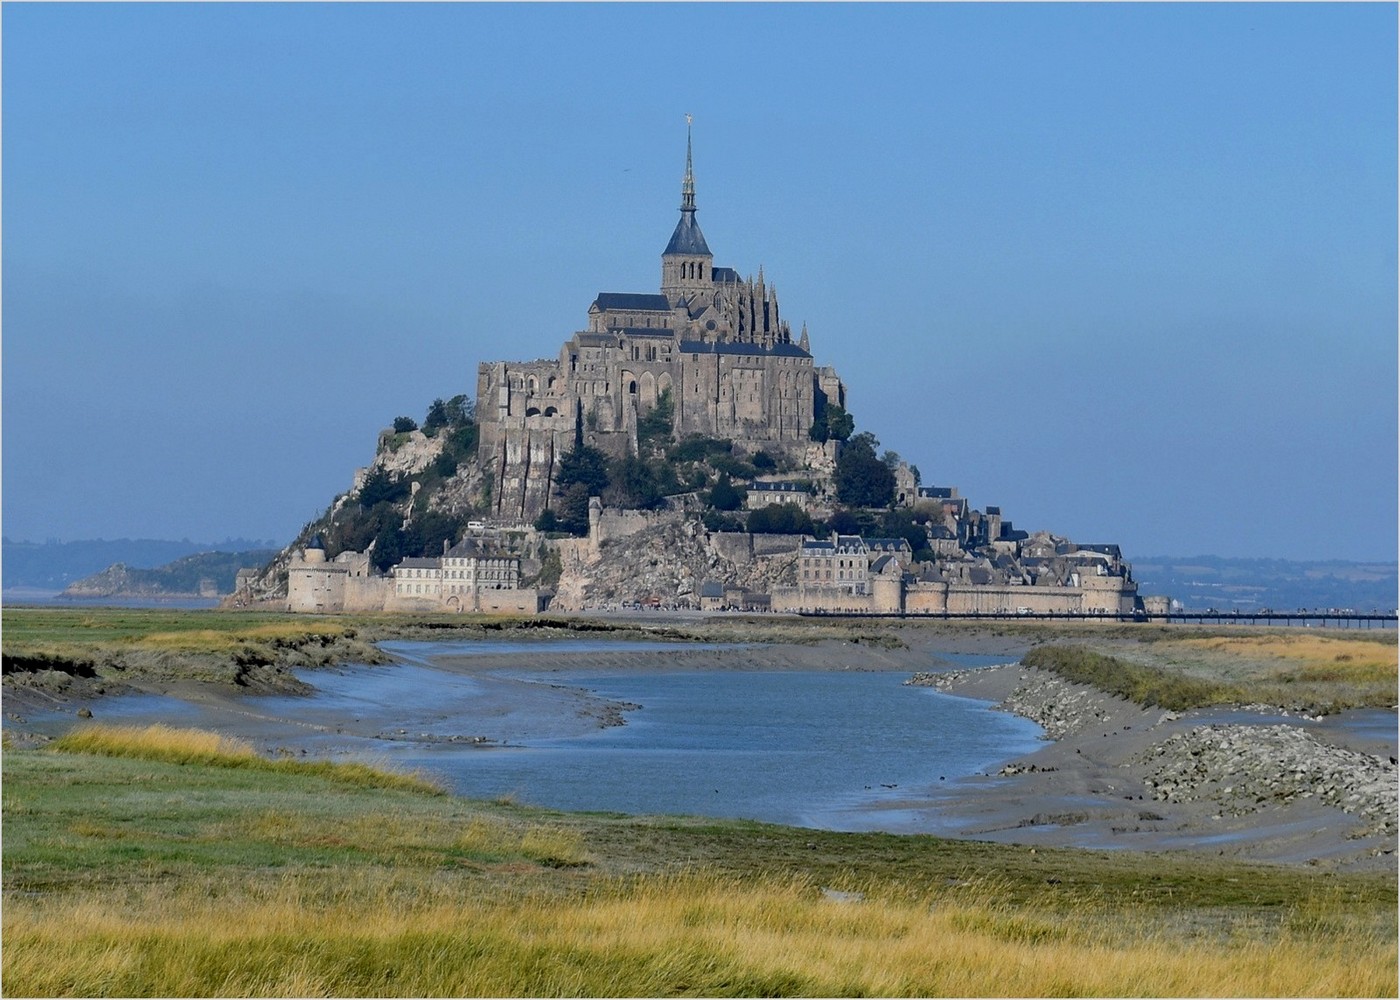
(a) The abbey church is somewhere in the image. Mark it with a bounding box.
[476,127,846,521]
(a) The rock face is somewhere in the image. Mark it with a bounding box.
[1141,724,1398,839]
[551,510,798,611]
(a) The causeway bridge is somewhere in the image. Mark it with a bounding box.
[799,609,1398,628]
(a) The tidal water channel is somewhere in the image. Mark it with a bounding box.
[40,639,1048,832]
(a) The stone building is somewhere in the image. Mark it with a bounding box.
[286,537,387,613]
[744,480,813,511]
[389,536,532,611]
[287,535,541,615]
[476,126,846,521]
[797,534,913,596]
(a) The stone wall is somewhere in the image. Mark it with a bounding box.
[904,581,1135,615]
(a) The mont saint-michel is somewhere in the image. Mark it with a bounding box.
[257,130,1159,619]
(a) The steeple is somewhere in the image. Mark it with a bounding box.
[681,118,696,213]
[662,114,713,301]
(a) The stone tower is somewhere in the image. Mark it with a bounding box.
[660,119,714,305]
[475,123,846,522]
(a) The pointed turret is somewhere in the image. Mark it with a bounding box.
[799,323,810,353]
[662,116,714,302]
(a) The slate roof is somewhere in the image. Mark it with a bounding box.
[699,581,725,598]
[749,481,806,492]
[869,554,897,574]
[395,557,440,570]
[865,537,912,551]
[917,486,954,499]
[712,266,741,283]
[663,211,712,256]
[615,327,677,340]
[678,340,811,358]
[1076,544,1122,558]
[573,332,617,347]
[591,292,672,312]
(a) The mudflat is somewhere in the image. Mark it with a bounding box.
[4,612,1394,871]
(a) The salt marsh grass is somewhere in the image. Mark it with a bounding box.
[5,728,1396,997]
[51,723,444,794]
[1029,631,1397,712]
[5,871,1393,997]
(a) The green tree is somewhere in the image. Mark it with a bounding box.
[555,444,610,497]
[533,509,559,533]
[825,404,854,442]
[357,468,410,509]
[835,433,895,508]
[449,422,479,459]
[879,508,928,553]
[605,454,664,510]
[423,398,450,436]
[392,416,418,434]
[636,389,674,449]
[707,473,745,512]
[747,503,815,535]
[556,483,593,536]
[446,394,475,425]
[402,510,458,558]
[370,515,405,573]
[826,508,874,536]
[432,452,459,479]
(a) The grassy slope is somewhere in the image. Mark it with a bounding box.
[4,734,1396,997]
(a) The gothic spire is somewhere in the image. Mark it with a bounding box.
[663,114,711,258]
[681,113,696,212]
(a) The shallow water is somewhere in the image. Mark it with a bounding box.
[299,645,1046,831]
[22,638,1046,832]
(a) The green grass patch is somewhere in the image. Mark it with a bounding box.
[1023,645,1244,710]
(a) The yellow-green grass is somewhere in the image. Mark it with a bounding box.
[4,728,1395,997]
[6,868,1393,997]
[51,723,444,795]
[1172,633,1398,683]
[1025,630,1397,712]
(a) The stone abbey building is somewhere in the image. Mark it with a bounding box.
[477,128,846,521]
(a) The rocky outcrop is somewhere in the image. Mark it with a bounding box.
[551,510,799,611]
[1140,724,1398,839]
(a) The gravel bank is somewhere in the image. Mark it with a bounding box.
[906,663,1397,871]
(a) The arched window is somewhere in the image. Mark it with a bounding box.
[628,381,637,395]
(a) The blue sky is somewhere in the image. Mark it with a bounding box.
[3,2,1395,562]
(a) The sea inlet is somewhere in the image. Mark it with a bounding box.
[33,639,1047,832]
